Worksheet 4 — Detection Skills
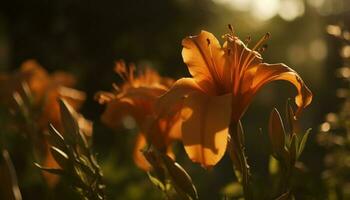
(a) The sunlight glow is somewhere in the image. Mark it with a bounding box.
[251,0,280,21]
[306,0,325,8]
[287,44,306,65]
[212,0,312,21]
[278,0,305,21]
[212,0,251,11]
[309,39,327,61]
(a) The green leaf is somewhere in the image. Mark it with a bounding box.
[59,99,79,145]
[220,182,243,198]
[58,99,89,152]
[269,156,279,175]
[269,108,287,160]
[289,134,298,166]
[50,146,69,169]
[74,157,95,182]
[285,99,297,134]
[34,163,66,176]
[161,154,198,200]
[0,150,22,200]
[48,124,67,152]
[275,191,292,200]
[237,120,245,145]
[297,128,312,158]
[143,150,166,183]
[228,121,245,180]
[147,172,165,191]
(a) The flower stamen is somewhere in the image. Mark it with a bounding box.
[252,32,270,52]
[245,36,251,46]
[240,33,270,76]
[228,24,235,36]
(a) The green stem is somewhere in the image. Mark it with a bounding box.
[228,121,253,200]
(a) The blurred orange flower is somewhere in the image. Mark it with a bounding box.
[95,61,181,171]
[0,59,88,186]
[0,60,86,130]
[157,29,313,168]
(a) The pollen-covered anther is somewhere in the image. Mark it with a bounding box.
[252,32,271,52]
[258,44,268,53]
[228,24,234,35]
[206,38,211,46]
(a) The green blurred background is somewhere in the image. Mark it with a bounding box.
[0,0,349,199]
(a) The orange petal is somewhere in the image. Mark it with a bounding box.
[101,87,166,129]
[181,91,232,168]
[156,78,203,117]
[168,114,182,140]
[182,31,226,94]
[122,87,166,105]
[51,71,77,87]
[244,63,312,117]
[133,133,151,171]
[20,60,50,101]
[101,98,136,129]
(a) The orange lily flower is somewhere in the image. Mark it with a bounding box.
[0,60,86,130]
[95,61,181,171]
[157,29,312,168]
[0,60,88,186]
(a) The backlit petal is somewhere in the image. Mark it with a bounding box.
[181,91,232,168]
[156,78,203,117]
[244,63,312,117]
[167,114,182,140]
[182,31,226,94]
[101,98,137,129]
[102,87,166,129]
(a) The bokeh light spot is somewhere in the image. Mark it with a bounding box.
[309,39,327,61]
[122,116,136,130]
[287,44,307,65]
[278,0,305,21]
[320,122,331,132]
[251,0,280,21]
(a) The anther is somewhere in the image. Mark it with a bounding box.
[112,83,120,92]
[228,24,234,35]
[206,38,211,46]
[258,44,268,53]
[252,32,271,52]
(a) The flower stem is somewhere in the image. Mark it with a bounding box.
[228,121,253,200]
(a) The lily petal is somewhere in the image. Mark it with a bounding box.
[133,133,151,171]
[181,91,232,168]
[167,113,182,140]
[156,78,203,117]
[182,31,226,94]
[244,63,312,117]
[102,87,166,129]
[101,99,137,129]
[133,132,176,171]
